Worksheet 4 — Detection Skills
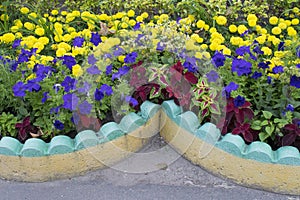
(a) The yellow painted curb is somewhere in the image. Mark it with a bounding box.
[160,112,300,195]
[0,111,160,182]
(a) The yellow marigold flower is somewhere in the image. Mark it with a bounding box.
[27,61,35,69]
[269,16,278,25]
[216,16,227,25]
[222,47,231,55]
[195,52,203,59]
[99,13,108,21]
[127,10,135,17]
[136,16,143,22]
[61,11,68,16]
[267,73,279,79]
[20,7,29,14]
[274,51,287,58]
[271,27,281,35]
[255,35,266,44]
[10,26,19,32]
[115,12,124,19]
[204,24,210,31]
[54,35,63,42]
[209,42,219,51]
[72,11,81,17]
[33,42,44,53]
[160,14,169,21]
[284,20,291,26]
[200,44,208,50]
[261,47,272,55]
[14,19,23,28]
[81,11,91,21]
[57,42,71,51]
[72,64,83,77]
[129,19,136,26]
[237,25,248,35]
[292,7,299,14]
[261,28,268,34]
[209,27,217,33]
[28,12,37,19]
[141,12,148,19]
[202,51,211,59]
[278,22,287,29]
[287,27,297,36]
[284,39,292,46]
[15,32,22,38]
[67,27,76,33]
[24,22,35,31]
[247,14,257,21]
[292,18,299,25]
[196,20,205,29]
[1,33,15,43]
[118,55,125,62]
[230,36,243,46]
[35,28,45,36]
[229,24,237,33]
[66,14,75,23]
[121,22,128,29]
[51,9,59,15]
[63,34,72,42]
[255,25,262,32]
[248,20,256,27]
[56,48,66,57]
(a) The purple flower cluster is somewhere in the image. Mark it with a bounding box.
[231,58,252,76]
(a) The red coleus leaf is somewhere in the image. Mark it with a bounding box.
[80,115,91,128]
[282,133,297,146]
[18,129,28,142]
[232,123,255,142]
[184,72,198,84]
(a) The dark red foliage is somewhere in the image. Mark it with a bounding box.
[280,119,300,146]
[76,113,102,132]
[217,97,257,142]
[15,116,38,142]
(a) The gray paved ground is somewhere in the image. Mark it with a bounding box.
[0,135,299,200]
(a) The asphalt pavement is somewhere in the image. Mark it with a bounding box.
[0,135,299,200]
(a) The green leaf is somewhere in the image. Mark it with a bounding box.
[265,125,275,135]
[261,120,269,126]
[259,132,269,142]
[262,111,273,119]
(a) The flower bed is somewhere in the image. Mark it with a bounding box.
[0,0,299,185]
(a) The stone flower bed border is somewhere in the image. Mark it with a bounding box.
[0,101,160,182]
[160,100,300,195]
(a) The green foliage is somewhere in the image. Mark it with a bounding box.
[0,112,18,137]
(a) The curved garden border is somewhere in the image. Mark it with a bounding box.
[0,101,161,182]
[160,100,300,195]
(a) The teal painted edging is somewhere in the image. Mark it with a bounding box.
[161,100,300,166]
[0,101,160,157]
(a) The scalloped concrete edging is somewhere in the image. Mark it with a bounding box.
[0,101,161,182]
[160,100,300,195]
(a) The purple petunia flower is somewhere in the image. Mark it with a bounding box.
[286,104,294,112]
[88,54,97,65]
[106,64,113,75]
[251,71,262,79]
[25,80,41,92]
[61,55,76,70]
[94,88,104,101]
[100,84,113,96]
[41,92,50,103]
[124,52,138,64]
[12,81,26,97]
[54,120,64,130]
[34,64,56,80]
[125,96,138,107]
[225,82,239,93]
[156,42,165,51]
[267,76,272,84]
[296,64,300,68]
[63,93,79,111]
[236,46,251,56]
[258,61,270,69]
[73,36,85,47]
[272,66,284,74]
[290,75,300,88]
[12,39,21,49]
[231,58,252,76]
[87,65,101,75]
[78,81,91,94]
[233,95,245,108]
[206,70,219,82]
[61,76,77,92]
[50,106,62,114]
[278,42,285,51]
[296,46,300,58]
[212,51,226,67]
[112,65,130,80]
[78,100,92,115]
[90,32,102,46]
[183,57,197,73]
[113,46,125,56]
[253,46,264,55]
[133,22,141,30]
